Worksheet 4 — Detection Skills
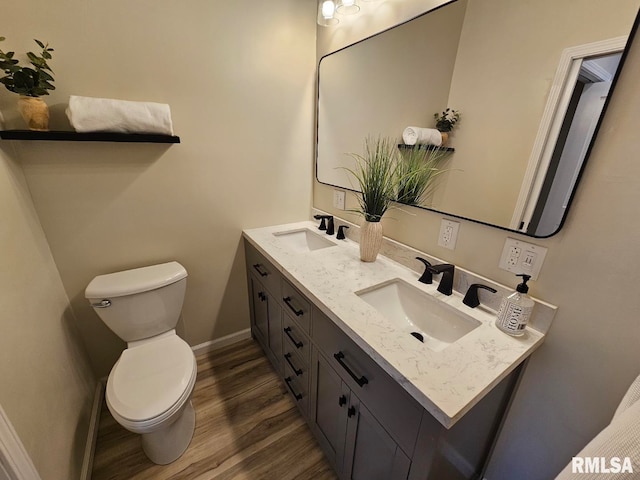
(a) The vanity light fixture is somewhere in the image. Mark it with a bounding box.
[318,0,339,26]
[336,0,360,15]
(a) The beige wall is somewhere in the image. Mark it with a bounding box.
[0,145,95,479]
[2,0,317,377]
[315,1,640,478]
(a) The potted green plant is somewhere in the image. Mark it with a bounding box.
[0,37,55,131]
[344,136,402,262]
[396,146,450,206]
[433,108,460,145]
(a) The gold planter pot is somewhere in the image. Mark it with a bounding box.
[17,96,49,131]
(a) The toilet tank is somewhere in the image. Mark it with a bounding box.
[85,262,188,343]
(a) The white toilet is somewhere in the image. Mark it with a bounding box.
[85,261,197,465]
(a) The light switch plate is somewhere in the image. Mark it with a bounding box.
[499,237,547,280]
[438,219,460,250]
[333,189,346,210]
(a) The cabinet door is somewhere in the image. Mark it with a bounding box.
[310,350,349,474]
[249,274,269,343]
[344,396,411,480]
[267,294,283,374]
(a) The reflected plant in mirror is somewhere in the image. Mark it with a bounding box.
[396,146,450,207]
[433,108,460,133]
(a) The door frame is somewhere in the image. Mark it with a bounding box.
[0,404,41,480]
[510,36,628,232]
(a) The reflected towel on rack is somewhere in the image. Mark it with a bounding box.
[402,127,442,146]
[66,96,174,135]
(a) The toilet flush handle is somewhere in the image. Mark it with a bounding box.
[91,299,112,308]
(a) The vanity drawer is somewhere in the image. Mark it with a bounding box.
[281,279,311,334]
[245,241,281,299]
[284,359,309,417]
[313,307,422,455]
[282,312,311,365]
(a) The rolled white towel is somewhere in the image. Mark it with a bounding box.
[402,126,442,147]
[66,96,174,135]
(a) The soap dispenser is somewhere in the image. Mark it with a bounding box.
[495,274,534,336]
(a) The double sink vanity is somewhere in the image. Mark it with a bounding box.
[243,217,555,480]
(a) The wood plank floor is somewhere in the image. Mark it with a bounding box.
[92,339,337,480]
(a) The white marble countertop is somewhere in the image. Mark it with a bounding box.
[243,221,546,428]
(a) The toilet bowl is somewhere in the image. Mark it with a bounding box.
[86,261,196,465]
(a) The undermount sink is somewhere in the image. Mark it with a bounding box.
[273,228,337,253]
[356,279,481,352]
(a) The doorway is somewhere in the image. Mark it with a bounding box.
[527,53,622,235]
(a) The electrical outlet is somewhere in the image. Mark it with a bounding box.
[438,219,460,250]
[333,190,346,210]
[507,246,521,266]
[499,238,547,280]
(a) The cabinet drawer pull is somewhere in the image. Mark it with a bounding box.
[284,327,304,348]
[284,376,303,400]
[334,351,369,387]
[338,395,347,407]
[283,296,304,316]
[348,405,357,418]
[284,353,303,376]
[253,263,268,277]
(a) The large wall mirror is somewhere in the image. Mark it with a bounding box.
[317,0,640,237]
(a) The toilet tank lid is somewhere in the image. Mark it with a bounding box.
[85,262,187,298]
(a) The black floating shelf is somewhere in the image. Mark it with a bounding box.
[0,130,180,144]
[398,143,454,153]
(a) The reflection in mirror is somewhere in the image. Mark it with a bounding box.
[316,0,640,237]
[524,53,621,236]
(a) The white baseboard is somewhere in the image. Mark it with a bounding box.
[80,382,104,480]
[191,328,252,356]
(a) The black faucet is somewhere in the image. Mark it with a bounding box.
[415,257,433,284]
[313,214,327,230]
[463,283,497,308]
[313,215,334,235]
[337,225,349,240]
[427,263,455,295]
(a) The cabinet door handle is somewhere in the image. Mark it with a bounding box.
[338,395,347,407]
[284,327,303,348]
[283,296,304,316]
[284,376,303,400]
[258,291,266,302]
[334,351,369,387]
[348,405,357,418]
[253,263,268,277]
[284,353,303,376]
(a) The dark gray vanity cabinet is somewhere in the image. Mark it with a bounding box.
[281,283,312,418]
[310,307,418,480]
[244,239,522,480]
[246,241,310,416]
[246,243,283,376]
[310,349,411,480]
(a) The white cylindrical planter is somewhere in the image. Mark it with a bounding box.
[360,220,383,262]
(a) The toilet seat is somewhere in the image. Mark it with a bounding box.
[106,332,197,430]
